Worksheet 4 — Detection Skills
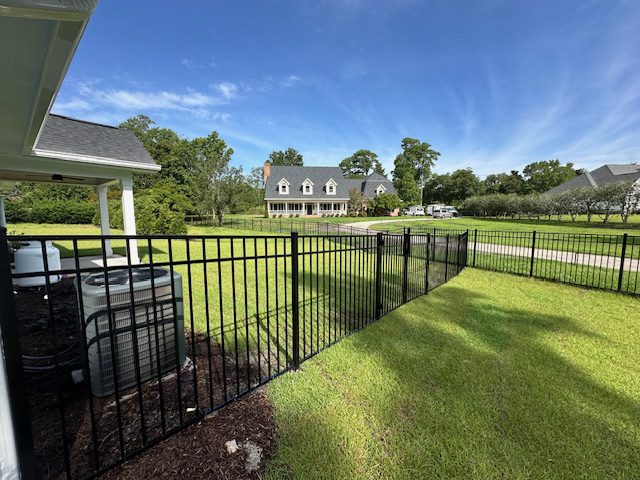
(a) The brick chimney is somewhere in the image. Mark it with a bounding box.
[263,160,271,186]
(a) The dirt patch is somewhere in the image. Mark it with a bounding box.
[100,390,276,480]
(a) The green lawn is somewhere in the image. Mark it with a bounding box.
[372,215,640,235]
[266,269,640,479]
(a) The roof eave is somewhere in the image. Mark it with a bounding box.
[32,148,161,172]
[0,1,97,21]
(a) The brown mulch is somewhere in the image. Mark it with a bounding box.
[100,389,277,480]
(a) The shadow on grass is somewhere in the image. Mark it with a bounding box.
[267,280,640,479]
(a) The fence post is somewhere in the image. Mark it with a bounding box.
[457,231,463,272]
[424,233,430,294]
[472,229,478,267]
[618,233,628,292]
[290,232,300,369]
[402,228,410,303]
[444,234,450,281]
[0,228,36,479]
[530,230,537,277]
[375,232,383,319]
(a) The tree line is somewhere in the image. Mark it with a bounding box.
[463,182,640,223]
[6,117,616,229]
[423,160,580,206]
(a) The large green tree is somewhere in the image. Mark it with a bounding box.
[268,148,303,166]
[424,168,480,205]
[189,131,235,215]
[392,137,440,203]
[339,150,385,178]
[119,115,181,189]
[481,171,527,195]
[522,159,578,193]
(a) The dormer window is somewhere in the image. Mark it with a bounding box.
[277,178,290,195]
[375,184,386,196]
[302,178,314,195]
[325,178,337,195]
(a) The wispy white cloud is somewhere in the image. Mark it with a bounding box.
[54,80,236,116]
[181,58,195,69]
[214,82,239,100]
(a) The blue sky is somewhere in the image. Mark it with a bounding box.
[53,0,640,177]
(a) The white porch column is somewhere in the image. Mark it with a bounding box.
[96,186,113,257]
[120,178,139,264]
[285,202,288,216]
[0,338,19,480]
[316,202,320,216]
[267,201,271,217]
[0,196,6,228]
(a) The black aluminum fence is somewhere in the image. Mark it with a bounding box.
[0,228,466,480]
[189,215,378,236]
[384,225,640,295]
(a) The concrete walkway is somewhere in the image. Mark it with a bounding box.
[475,242,639,271]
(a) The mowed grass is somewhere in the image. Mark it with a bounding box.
[265,269,640,479]
[372,214,640,235]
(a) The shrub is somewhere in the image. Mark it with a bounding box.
[368,193,403,216]
[92,184,189,235]
[134,185,189,235]
[6,200,96,224]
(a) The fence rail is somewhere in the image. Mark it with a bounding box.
[189,215,378,236]
[0,228,466,479]
[381,225,640,295]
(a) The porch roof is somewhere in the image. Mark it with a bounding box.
[0,0,159,187]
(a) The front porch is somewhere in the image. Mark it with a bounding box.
[267,201,348,217]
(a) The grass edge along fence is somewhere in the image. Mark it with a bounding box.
[0,228,466,480]
[189,215,378,236]
[381,224,640,296]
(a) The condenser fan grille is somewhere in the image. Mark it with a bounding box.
[85,267,169,287]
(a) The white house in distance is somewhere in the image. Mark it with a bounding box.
[263,161,397,217]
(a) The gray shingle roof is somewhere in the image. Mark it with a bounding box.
[264,166,396,200]
[34,114,159,170]
[548,164,640,193]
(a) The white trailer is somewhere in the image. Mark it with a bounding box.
[427,204,445,216]
[403,205,425,216]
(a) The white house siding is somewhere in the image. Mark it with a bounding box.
[267,201,348,217]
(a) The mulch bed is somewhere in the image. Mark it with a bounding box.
[100,390,276,480]
[13,278,278,480]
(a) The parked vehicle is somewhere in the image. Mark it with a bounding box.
[445,206,459,217]
[431,206,452,218]
[427,204,445,216]
[403,205,425,216]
